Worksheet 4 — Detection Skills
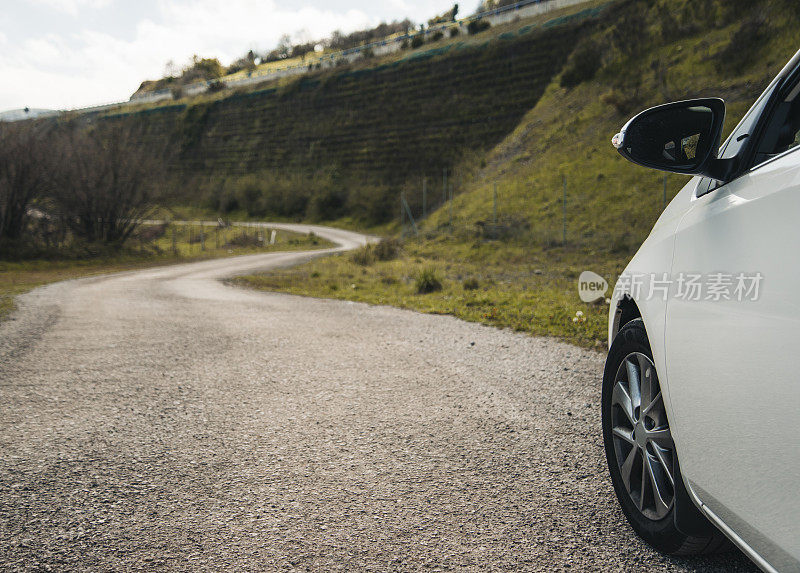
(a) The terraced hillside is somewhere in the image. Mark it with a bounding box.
[101,4,606,222]
[234,0,800,348]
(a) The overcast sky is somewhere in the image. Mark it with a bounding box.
[0,0,462,112]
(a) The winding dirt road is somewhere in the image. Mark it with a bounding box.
[0,225,755,571]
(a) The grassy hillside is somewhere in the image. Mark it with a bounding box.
[98,3,608,224]
[236,0,800,348]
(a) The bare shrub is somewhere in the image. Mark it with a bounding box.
[49,124,166,245]
[0,123,52,247]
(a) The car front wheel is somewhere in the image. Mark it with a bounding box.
[602,318,727,555]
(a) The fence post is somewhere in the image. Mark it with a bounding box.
[449,183,454,229]
[422,177,427,219]
[400,195,405,239]
[172,226,177,255]
[201,228,205,251]
[562,176,567,246]
[443,168,447,206]
[493,182,498,227]
[401,192,419,236]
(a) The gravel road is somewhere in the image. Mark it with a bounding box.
[0,225,756,572]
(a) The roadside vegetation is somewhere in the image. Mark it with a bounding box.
[5,0,799,349]
[234,0,800,349]
[234,237,619,349]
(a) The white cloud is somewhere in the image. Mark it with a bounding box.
[0,0,436,110]
[388,0,411,11]
[28,0,113,16]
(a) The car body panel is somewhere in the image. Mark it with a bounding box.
[666,151,800,570]
[607,176,698,447]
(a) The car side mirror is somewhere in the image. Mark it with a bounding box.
[612,98,730,180]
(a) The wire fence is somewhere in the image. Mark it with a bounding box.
[399,170,673,253]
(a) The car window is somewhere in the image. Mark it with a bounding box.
[697,77,782,197]
[719,85,776,161]
[753,80,800,167]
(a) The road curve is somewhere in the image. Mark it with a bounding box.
[0,225,755,571]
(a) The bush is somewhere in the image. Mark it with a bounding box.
[350,245,374,266]
[462,277,480,290]
[410,35,424,49]
[374,238,400,261]
[415,267,443,293]
[136,224,167,242]
[449,27,460,38]
[430,31,444,42]
[207,80,227,93]
[0,123,52,246]
[226,232,262,247]
[715,16,766,73]
[467,20,490,35]
[601,89,639,116]
[560,40,603,89]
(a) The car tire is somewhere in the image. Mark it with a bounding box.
[602,318,728,555]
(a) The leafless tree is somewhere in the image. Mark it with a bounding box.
[0,123,52,246]
[49,124,165,244]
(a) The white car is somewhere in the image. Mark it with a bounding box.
[605,49,800,572]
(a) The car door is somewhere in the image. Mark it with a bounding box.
[665,79,800,570]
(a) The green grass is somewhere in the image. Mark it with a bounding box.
[231,0,800,349]
[0,224,331,322]
[233,237,622,350]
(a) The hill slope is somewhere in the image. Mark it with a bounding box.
[235,0,800,347]
[99,2,607,223]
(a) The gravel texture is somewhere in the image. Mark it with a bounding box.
[0,225,757,572]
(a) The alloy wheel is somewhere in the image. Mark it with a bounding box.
[610,352,675,521]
